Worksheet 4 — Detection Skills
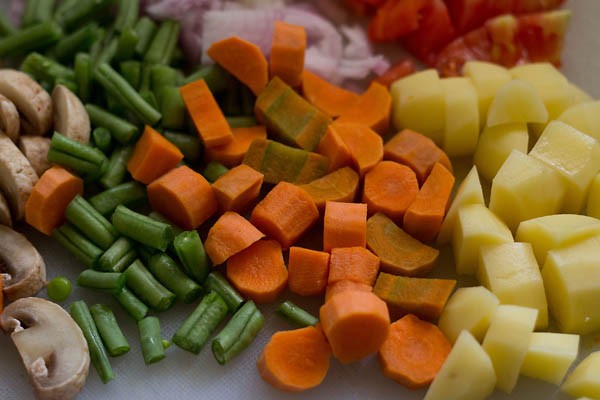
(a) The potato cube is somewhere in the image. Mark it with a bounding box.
[562,351,600,399]
[568,82,593,105]
[521,332,579,385]
[486,80,548,127]
[462,61,511,128]
[440,77,479,157]
[586,173,600,218]
[474,123,528,182]
[558,101,600,143]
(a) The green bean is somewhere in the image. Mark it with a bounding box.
[138,316,166,365]
[223,80,242,116]
[114,0,139,33]
[89,28,106,62]
[46,149,102,180]
[89,181,146,216]
[204,272,244,313]
[120,61,142,89]
[136,243,158,264]
[54,0,78,19]
[0,12,16,37]
[115,26,139,62]
[163,131,202,164]
[144,20,180,65]
[0,21,62,57]
[86,104,139,145]
[183,64,231,93]
[47,276,72,302]
[112,205,174,251]
[157,86,185,129]
[147,211,183,237]
[97,236,138,272]
[96,37,119,66]
[21,52,76,83]
[65,195,118,250]
[74,53,93,102]
[99,145,134,189]
[92,127,113,154]
[172,291,228,354]
[22,0,55,28]
[202,161,229,183]
[48,132,108,181]
[133,17,157,56]
[113,286,148,321]
[58,0,114,31]
[240,86,256,116]
[54,23,100,62]
[139,88,159,111]
[147,253,202,304]
[77,269,126,292]
[124,259,175,311]
[173,230,210,283]
[276,300,319,328]
[52,223,103,268]
[150,64,179,90]
[90,304,130,357]
[226,116,258,128]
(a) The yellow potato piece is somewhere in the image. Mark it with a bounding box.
[562,351,600,399]
[586,173,600,218]
[463,61,511,128]
[521,332,579,385]
[486,80,549,127]
[558,100,600,142]
[440,77,479,157]
[474,123,528,182]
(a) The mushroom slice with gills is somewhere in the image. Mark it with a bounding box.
[18,136,52,177]
[0,297,90,400]
[0,69,52,136]
[52,84,90,144]
[0,224,46,301]
[0,191,11,226]
[0,131,39,221]
[0,94,20,142]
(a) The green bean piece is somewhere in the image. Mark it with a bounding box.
[226,116,257,128]
[136,243,158,263]
[240,86,256,116]
[89,27,106,62]
[21,53,76,84]
[54,77,78,92]
[144,20,180,65]
[276,300,319,328]
[92,127,113,154]
[99,145,134,189]
[148,253,202,304]
[138,63,152,92]
[204,271,244,313]
[48,132,108,181]
[65,195,118,250]
[223,80,242,116]
[150,64,179,90]
[163,131,202,164]
[89,181,146,216]
[173,230,210,283]
[47,276,72,302]
[77,269,126,292]
[112,205,174,251]
[124,259,176,311]
[54,0,78,19]
[162,339,171,349]
[46,149,102,180]
[172,291,228,354]
[138,316,166,365]
[22,0,56,28]
[54,23,100,62]
[0,21,62,57]
[157,86,186,130]
[183,64,231,93]
[97,236,138,272]
[139,88,159,111]
[115,26,139,62]
[90,304,130,357]
[113,286,148,321]
[96,37,119,66]
[52,223,103,268]
[114,0,139,32]
[58,0,114,31]
[133,16,157,56]
[211,300,264,365]
[74,53,92,102]
[86,104,139,145]
[202,161,229,183]
[0,12,16,37]
[120,61,142,89]
[147,211,184,236]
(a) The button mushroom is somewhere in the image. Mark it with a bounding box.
[0,224,46,301]
[18,135,52,177]
[0,297,90,400]
[52,84,90,144]
[0,191,11,226]
[0,93,20,142]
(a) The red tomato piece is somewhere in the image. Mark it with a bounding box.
[373,59,416,87]
[368,0,429,42]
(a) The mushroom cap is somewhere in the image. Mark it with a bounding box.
[52,85,90,144]
[0,297,90,400]
[18,135,52,177]
[0,191,11,227]
[0,94,20,142]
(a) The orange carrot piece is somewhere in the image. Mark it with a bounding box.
[226,239,288,303]
[127,125,183,184]
[324,280,372,303]
[403,163,455,243]
[373,59,416,88]
[207,36,269,95]
[212,164,264,213]
[384,129,453,184]
[378,314,451,389]
[205,126,267,168]
[25,165,84,235]
[373,272,457,321]
[301,70,359,118]
[257,325,331,392]
[250,182,319,249]
[328,247,380,287]
[320,290,390,364]
[204,211,265,265]
[180,79,233,148]
[288,246,330,296]
[269,21,306,87]
[362,161,419,222]
[336,82,392,134]
[323,201,367,252]
[316,125,354,172]
[299,167,360,212]
[147,165,217,230]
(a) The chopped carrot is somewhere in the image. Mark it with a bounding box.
[206,36,269,95]
[403,163,455,243]
[250,182,319,249]
[373,272,457,321]
[269,21,306,87]
[147,165,217,230]
[378,314,451,389]
[367,212,439,276]
[257,325,331,392]
[212,164,264,213]
[336,82,392,134]
[288,247,330,296]
[362,161,419,222]
[373,60,416,88]
[301,70,359,118]
[25,166,84,235]
[299,167,360,212]
[180,79,233,148]
[384,129,453,184]
[127,125,184,184]
[328,247,380,287]
[316,125,354,172]
[205,126,267,168]
[226,239,288,303]
[325,280,372,302]
[323,201,367,252]
[204,211,265,265]
[320,290,390,364]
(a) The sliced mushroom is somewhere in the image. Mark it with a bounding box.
[0,225,46,301]
[18,136,52,177]
[0,297,90,400]
[0,131,39,220]
[0,94,20,142]
[0,69,52,136]
[52,84,90,144]
[0,191,11,226]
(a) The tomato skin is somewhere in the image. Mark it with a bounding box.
[368,0,429,42]
[373,59,416,87]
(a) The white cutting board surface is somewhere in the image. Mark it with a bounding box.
[2,1,600,399]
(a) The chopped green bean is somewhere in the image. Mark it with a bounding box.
[89,181,146,216]
[112,205,174,251]
[138,316,166,364]
[114,0,140,33]
[48,132,108,181]
[162,339,171,349]
[139,88,159,111]
[147,253,202,304]
[77,269,126,292]
[150,64,179,89]
[99,145,134,189]
[47,276,72,302]
[276,300,319,327]
[223,80,242,116]
[65,195,118,250]
[184,64,231,93]
[22,0,56,28]
[163,131,202,164]
[58,0,113,31]
[113,286,148,321]
[0,21,62,57]
[124,259,175,311]
[240,86,256,116]
[202,161,229,183]
[120,61,142,89]
[21,52,76,85]
[204,272,244,313]
[86,104,139,145]
[90,304,130,357]
[96,37,119,66]
[147,211,183,236]
[173,230,210,283]
[97,236,138,273]
[89,27,106,62]
[55,23,100,62]
[144,20,180,65]
[92,127,113,153]
[115,26,139,62]
[0,12,16,37]
[226,116,257,128]
[74,53,93,102]
[133,17,157,56]
[157,86,185,129]
[52,223,103,268]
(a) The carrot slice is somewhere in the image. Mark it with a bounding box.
[323,201,367,252]
[25,165,83,235]
[316,125,354,172]
[299,167,360,212]
[324,280,372,303]
[257,325,331,392]
[270,21,306,87]
[324,122,384,177]
[180,79,233,148]
[212,164,264,213]
[204,211,265,265]
[336,82,392,134]
[301,70,359,118]
[147,165,217,230]
[205,126,267,168]
[328,247,380,287]
[320,290,390,364]
[378,314,451,389]
[288,246,330,296]
[206,36,269,95]
[403,162,455,243]
[226,239,288,303]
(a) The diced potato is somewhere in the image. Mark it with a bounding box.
[437,165,485,246]
[568,82,593,105]
[482,304,538,394]
[440,77,479,157]
[453,203,513,275]
[586,173,600,218]
[473,123,528,182]
[558,101,600,142]
[489,150,565,231]
[424,330,496,400]
[529,120,600,213]
[521,332,580,385]
[477,242,547,329]
[438,286,499,344]
[542,235,600,334]
[391,69,445,145]
[515,214,600,266]
[562,351,600,399]
[486,80,548,127]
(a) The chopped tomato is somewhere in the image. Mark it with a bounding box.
[343,0,382,16]
[373,59,416,87]
[368,0,429,42]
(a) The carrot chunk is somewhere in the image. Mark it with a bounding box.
[328,247,380,287]
[323,201,367,252]
[324,280,372,302]
[212,164,264,213]
[336,81,392,134]
[205,126,267,168]
[288,246,330,296]
[316,125,354,172]
[301,70,359,118]
[269,21,306,87]
[299,167,360,212]
[204,211,265,265]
